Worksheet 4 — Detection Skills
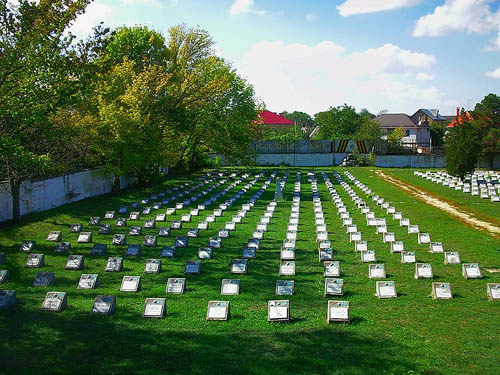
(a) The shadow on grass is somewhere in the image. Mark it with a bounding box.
[0,306,422,375]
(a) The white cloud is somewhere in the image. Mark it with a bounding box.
[69,1,118,39]
[306,13,317,22]
[413,0,500,50]
[486,67,500,78]
[338,0,420,17]
[229,0,265,15]
[236,40,450,115]
[416,72,435,81]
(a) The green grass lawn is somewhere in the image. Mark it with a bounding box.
[380,168,500,227]
[0,167,499,375]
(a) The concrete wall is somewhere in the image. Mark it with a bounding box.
[255,153,334,166]
[374,154,446,168]
[0,169,138,222]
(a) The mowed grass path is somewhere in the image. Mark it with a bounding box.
[381,168,500,227]
[0,167,499,375]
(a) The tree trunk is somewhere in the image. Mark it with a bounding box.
[9,178,21,221]
[112,175,121,192]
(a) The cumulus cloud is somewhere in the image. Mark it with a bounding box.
[236,40,450,115]
[413,0,500,50]
[69,1,118,39]
[486,67,500,78]
[229,0,265,15]
[338,0,420,16]
[416,72,435,81]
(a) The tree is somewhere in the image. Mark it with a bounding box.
[445,114,481,180]
[280,111,315,128]
[355,119,382,143]
[314,104,363,139]
[0,0,91,220]
[430,122,446,146]
[263,126,306,142]
[472,93,500,166]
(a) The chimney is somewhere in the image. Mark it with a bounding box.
[456,107,460,118]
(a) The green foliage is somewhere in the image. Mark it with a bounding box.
[429,123,445,146]
[445,116,481,180]
[263,126,305,143]
[314,104,365,139]
[368,151,377,166]
[280,111,315,128]
[387,127,406,144]
[472,93,500,158]
[355,119,382,142]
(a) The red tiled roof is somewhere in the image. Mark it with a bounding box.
[258,110,295,125]
[447,111,473,127]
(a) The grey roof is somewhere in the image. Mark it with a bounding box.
[442,115,456,122]
[374,114,418,129]
[414,109,446,121]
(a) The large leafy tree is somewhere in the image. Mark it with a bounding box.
[314,104,364,139]
[0,0,91,220]
[281,111,315,128]
[472,93,500,166]
[445,113,481,180]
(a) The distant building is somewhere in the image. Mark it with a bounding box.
[374,112,430,146]
[257,110,295,130]
[447,108,473,128]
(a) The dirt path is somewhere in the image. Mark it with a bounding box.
[374,170,500,238]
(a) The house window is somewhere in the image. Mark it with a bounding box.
[405,130,410,136]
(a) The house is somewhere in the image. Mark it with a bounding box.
[257,110,295,130]
[374,113,430,146]
[410,109,447,128]
[447,108,473,128]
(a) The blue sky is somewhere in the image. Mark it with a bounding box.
[70,0,500,116]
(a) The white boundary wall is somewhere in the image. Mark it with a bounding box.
[0,169,137,222]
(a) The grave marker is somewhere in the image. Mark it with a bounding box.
[41,292,67,312]
[143,235,157,247]
[231,259,248,274]
[161,246,175,258]
[77,232,92,243]
[462,263,482,279]
[116,218,127,227]
[486,283,500,301]
[280,261,296,276]
[276,280,295,295]
[47,231,62,242]
[91,243,107,256]
[92,295,116,315]
[129,212,140,221]
[418,233,431,244]
[54,242,71,254]
[430,242,444,253]
[175,236,189,248]
[206,301,230,321]
[143,298,166,318]
[369,264,386,279]
[415,263,433,279]
[77,274,99,289]
[166,278,186,294]
[98,224,112,235]
[126,244,141,257]
[324,261,340,277]
[104,211,115,219]
[20,240,36,252]
[432,282,453,299]
[0,270,9,284]
[33,272,55,287]
[184,261,201,274]
[89,217,101,226]
[221,279,240,295]
[120,276,141,292]
[444,252,461,264]
[401,251,416,263]
[325,278,344,296]
[112,234,126,246]
[25,253,44,268]
[198,247,213,259]
[0,290,16,309]
[70,223,83,233]
[65,255,84,270]
[327,300,349,323]
[376,281,397,298]
[268,300,290,322]
[361,250,376,263]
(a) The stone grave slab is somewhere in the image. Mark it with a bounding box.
[280,261,296,276]
[92,295,116,314]
[143,235,157,247]
[184,261,201,274]
[418,233,431,244]
[77,232,92,243]
[400,218,410,227]
[319,248,333,261]
[231,259,248,274]
[118,206,129,215]
[116,218,127,227]
[376,281,397,299]
[41,292,67,312]
[430,242,444,253]
[126,244,141,257]
[47,231,62,242]
[376,225,388,234]
[104,211,115,219]
[324,261,340,277]
[0,290,16,309]
[268,300,290,322]
[415,263,433,279]
[54,242,71,254]
[90,243,107,256]
[209,237,222,248]
[129,212,140,221]
[144,259,162,274]
[327,300,350,323]
[280,247,295,261]
[276,280,295,296]
[142,207,152,215]
[361,250,376,263]
[25,253,44,268]
[186,228,199,238]
[0,270,9,284]
[393,212,402,220]
[98,225,112,235]
[346,225,358,234]
[198,247,213,259]
[462,263,482,279]
[432,282,453,299]
[444,252,461,264]
[70,223,83,233]
[158,227,171,237]
[408,225,420,234]
[143,298,166,318]
[65,255,84,270]
[197,221,209,230]
[261,216,271,225]
[401,251,416,263]
[218,229,230,238]
[369,264,386,279]
[161,246,175,258]
[171,221,182,230]
[325,278,344,296]
[33,272,55,287]
[206,301,230,321]
[391,241,404,253]
[156,213,166,222]
[383,233,395,243]
[319,240,331,250]
[120,276,141,292]
[316,231,328,242]
[112,234,126,246]
[225,222,236,231]
[89,217,101,226]
[20,240,36,252]
[242,247,256,259]
[166,208,176,215]
[175,236,188,248]
[221,279,240,295]
[166,278,186,294]
[355,241,368,252]
[486,283,500,301]
[143,220,155,229]
[105,257,123,272]
[77,274,99,289]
